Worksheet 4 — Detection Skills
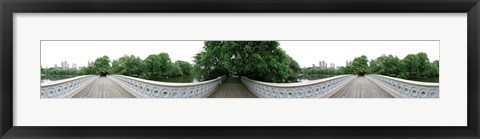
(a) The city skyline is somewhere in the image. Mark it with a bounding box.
[41,41,439,68]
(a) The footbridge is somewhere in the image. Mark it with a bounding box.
[41,74,439,98]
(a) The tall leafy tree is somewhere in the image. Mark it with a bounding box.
[111,55,144,77]
[400,54,420,79]
[193,41,297,83]
[175,60,193,76]
[167,62,184,77]
[432,60,439,67]
[93,56,111,76]
[286,55,302,77]
[142,53,173,80]
[351,55,369,76]
[416,52,431,77]
[369,54,401,76]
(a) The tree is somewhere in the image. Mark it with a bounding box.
[369,54,401,76]
[351,55,369,76]
[286,55,301,77]
[111,55,144,77]
[142,53,173,80]
[193,41,296,83]
[93,56,111,76]
[416,52,431,77]
[166,62,184,77]
[81,61,96,75]
[339,66,354,74]
[175,60,193,76]
[398,52,435,80]
[41,66,45,75]
[432,60,439,67]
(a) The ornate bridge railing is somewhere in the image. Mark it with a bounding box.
[365,74,439,98]
[241,75,357,98]
[107,75,225,98]
[41,75,99,98]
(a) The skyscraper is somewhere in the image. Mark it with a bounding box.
[72,63,77,69]
[346,60,352,66]
[61,61,69,69]
[319,61,328,69]
[330,63,335,69]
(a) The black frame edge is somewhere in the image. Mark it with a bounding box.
[1,0,480,138]
[1,0,13,137]
[468,2,480,138]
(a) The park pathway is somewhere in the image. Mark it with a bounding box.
[208,77,258,98]
[329,76,394,98]
[72,77,136,98]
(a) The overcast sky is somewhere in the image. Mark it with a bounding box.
[41,41,439,68]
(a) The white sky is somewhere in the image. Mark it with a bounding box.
[41,41,439,68]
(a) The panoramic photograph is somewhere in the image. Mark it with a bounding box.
[40,41,439,98]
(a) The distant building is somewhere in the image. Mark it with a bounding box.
[72,63,77,69]
[318,61,328,69]
[346,60,352,66]
[312,64,316,68]
[61,61,69,69]
[54,64,58,68]
[330,63,335,69]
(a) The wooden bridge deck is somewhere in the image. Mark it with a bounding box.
[329,76,393,98]
[207,77,258,98]
[67,76,393,98]
[71,77,136,98]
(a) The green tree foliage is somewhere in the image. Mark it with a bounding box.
[175,60,193,76]
[193,47,230,80]
[286,55,302,77]
[80,61,96,75]
[42,67,83,76]
[142,53,173,80]
[366,52,439,81]
[432,60,439,67]
[397,52,439,80]
[193,41,299,83]
[339,66,354,74]
[369,54,402,76]
[428,60,440,77]
[93,56,111,76]
[167,62,184,77]
[111,55,144,77]
[351,55,369,76]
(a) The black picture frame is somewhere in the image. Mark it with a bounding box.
[1,0,479,138]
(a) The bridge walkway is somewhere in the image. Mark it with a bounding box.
[72,77,136,98]
[329,76,393,98]
[208,77,258,98]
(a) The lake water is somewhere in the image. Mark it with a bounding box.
[286,75,336,83]
[41,75,80,83]
[156,75,337,83]
[412,77,439,83]
[41,74,438,84]
[157,75,202,83]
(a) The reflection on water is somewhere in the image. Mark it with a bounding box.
[41,74,439,84]
[412,77,439,83]
[41,75,80,83]
[160,74,338,83]
[157,75,204,83]
[286,75,336,83]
